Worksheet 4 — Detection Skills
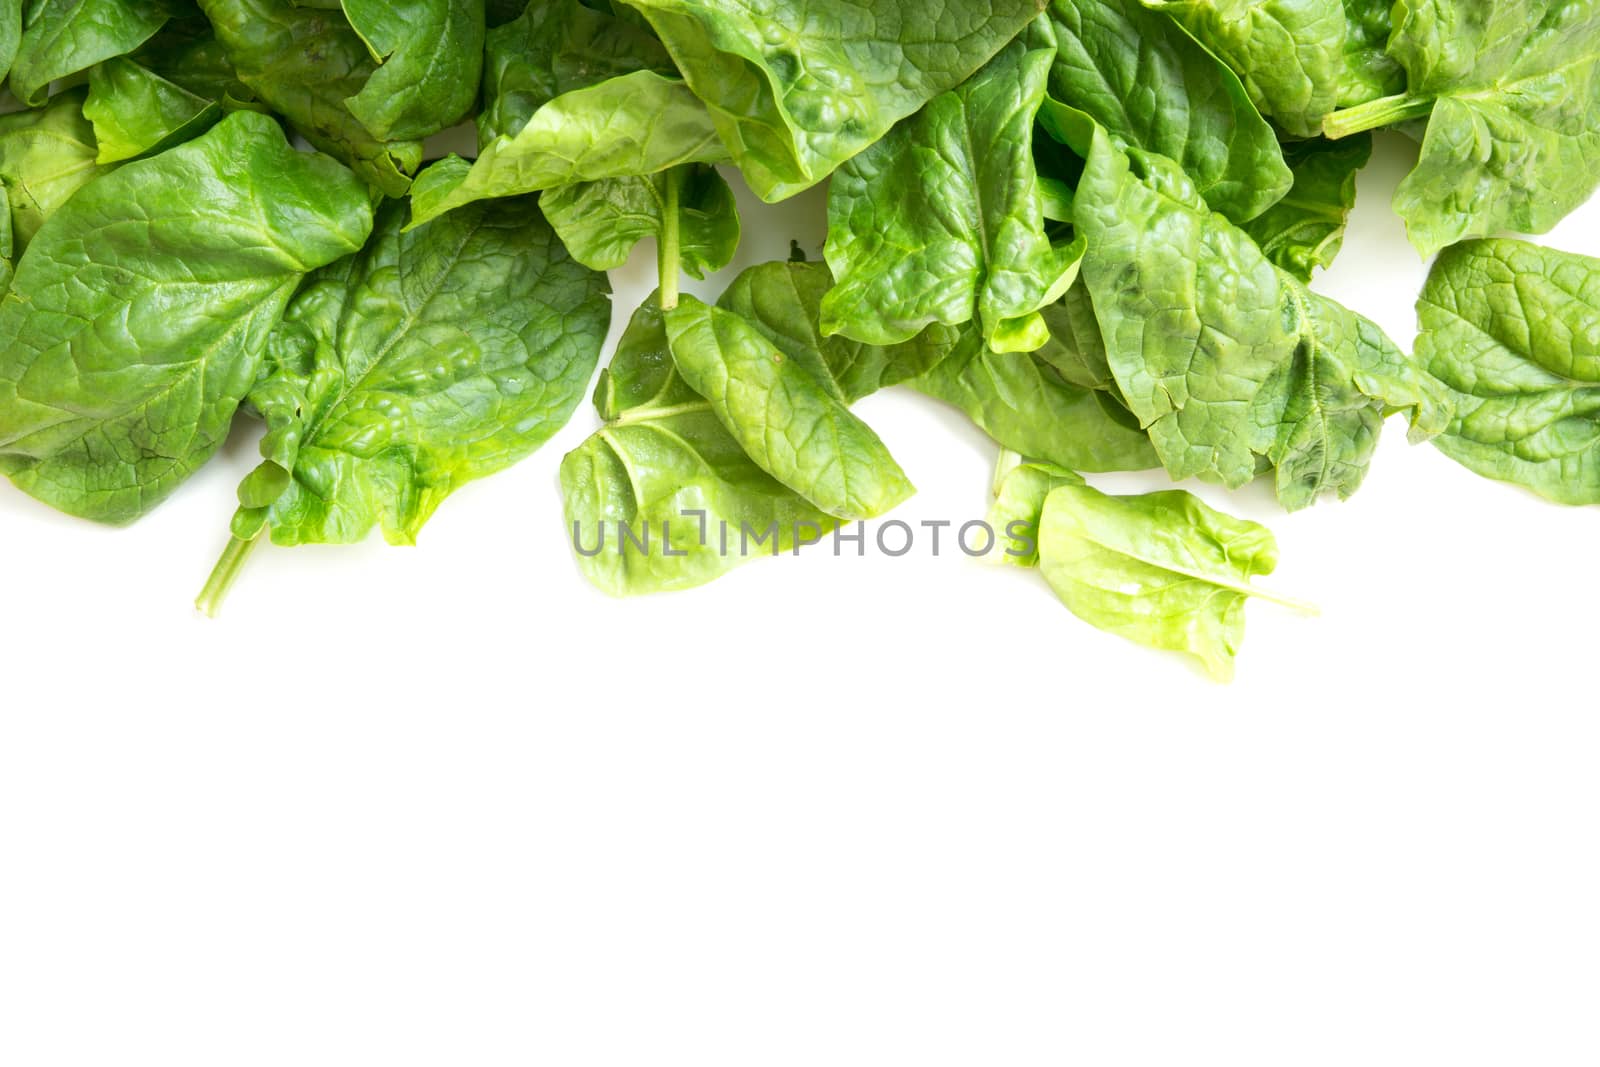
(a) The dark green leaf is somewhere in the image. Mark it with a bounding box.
[1337,0,1404,107]
[1240,134,1370,281]
[234,193,611,546]
[1048,0,1291,223]
[10,0,175,107]
[341,0,484,142]
[616,0,1049,200]
[822,18,1085,354]
[198,0,421,196]
[0,111,373,523]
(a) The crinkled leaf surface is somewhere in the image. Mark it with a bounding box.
[718,261,953,404]
[199,0,421,196]
[84,55,221,163]
[617,0,1049,200]
[1240,133,1370,281]
[560,300,837,595]
[1338,0,1404,106]
[231,194,610,546]
[1141,0,1344,137]
[664,294,914,520]
[410,71,725,224]
[1047,0,1291,223]
[478,0,672,145]
[913,326,1158,474]
[0,111,373,523]
[1383,0,1600,257]
[1037,483,1291,681]
[10,0,175,107]
[1075,129,1444,509]
[1417,238,1600,505]
[341,0,484,141]
[822,19,1085,355]
[0,1,19,86]
[0,87,107,253]
[541,164,740,279]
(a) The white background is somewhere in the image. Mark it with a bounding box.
[3,133,1598,1064]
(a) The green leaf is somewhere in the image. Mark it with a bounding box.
[1034,283,1114,392]
[225,190,609,551]
[1240,133,1370,282]
[1337,0,1405,107]
[717,260,953,403]
[83,55,221,163]
[1325,0,1600,256]
[341,0,484,141]
[1417,238,1600,505]
[1074,128,1445,509]
[1140,0,1344,137]
[0,87,107,253]
[987,458,1083,566]
[0,111,374,524]
[133,12,259,107]
[616,0,1050,201]
[912,325,1160,474]
[0,1,20,87]
[478,0,672,145]
[1037,483,1306,681]
[821,18,1084,355]
[198,0,422,196]
[10,0,175,107]
[540,163,740,278]
[663,293,914,520]
[560,299,839,595]
[1047,0,1292,223]
[408,70,725,225]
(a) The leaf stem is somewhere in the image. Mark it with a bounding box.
[196,531,263,618]
[658,166,684,311]
[1249,584,1321,617]
[1321,93,1435,140]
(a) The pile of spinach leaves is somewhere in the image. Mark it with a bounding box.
[0,0,1597,678]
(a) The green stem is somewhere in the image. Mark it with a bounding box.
[658,166,683,311]
[196,531,263,618]
[1321,93,1435,140]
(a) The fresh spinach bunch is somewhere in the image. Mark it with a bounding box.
[0,0,1598,676]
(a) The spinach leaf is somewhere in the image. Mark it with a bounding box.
[1337,0,1404,107]
[912,327,1160,474]
[0,1,18,87]
[1141,0,1344,137]
[1035,284,1114,392]
[560,300,839,596]
[83,55,221,163]
[198,0,421,196]
[1416,238,1600,505]
[0,87,106,253]
[616,0,1049,201]
[821,18,1084,355]
[987,457,1083,567]
[1075,128,1445,509]
[718,260,952,403]
[10,0,176,108]
[664,294,915,520]
[1047,0,1291,224]
[1037,483,1310,680]
[409,71,725,225]
[540,164,740,278]
[1324,0,1600,256]
[341,0,485,142]
[1240,133,1370,282]
[478,0,672,146]
[133,12,258,107]
[0,111,373,524]
[197,188,610,611]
